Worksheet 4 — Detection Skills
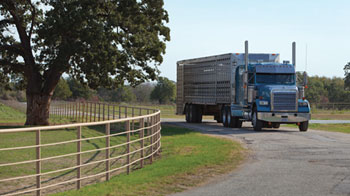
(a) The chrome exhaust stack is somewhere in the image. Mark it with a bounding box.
[292,42,296,68]
[244,40,249,102]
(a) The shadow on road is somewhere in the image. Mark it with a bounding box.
[162,120,300,137]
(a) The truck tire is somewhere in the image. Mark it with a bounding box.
[299,121,308,132]
[252,108,263,131]
[196,105,203,123]
[189,104,194,123]
[235,118,243,128]
[185,105,190,123]
[191,104,198,123]
[222,107,228,127]
[215,114,223,123]
[227,107,235,128]
[272,123,280,129]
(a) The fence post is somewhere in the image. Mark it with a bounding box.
[94,103,97,122]
[36,130,41,196]
[113,105,115,120]
[106,123,110,181]
[132,108,135,135]
[125,107,127,118]
[150,116,153,164]
[86,103,89,122]
[103,104,105,121]
[126,120,130,174]
[157,113,161,155]
[119,106,121,119]
[98,103,101,121]
[90,103,92,122]
[78,102,81,122]
[82,103,85,122]
[108,104,110,120]
[77,126,82,189]
[73,103,75,120]
[140,118,144,168]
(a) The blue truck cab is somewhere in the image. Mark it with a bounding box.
[231,62,311,131]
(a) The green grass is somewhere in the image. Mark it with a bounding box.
[0,103,26,124]
[54,125,244,196]
[284,123,350,134]
[311,109,350,120]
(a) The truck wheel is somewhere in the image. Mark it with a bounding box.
[299,121,308,132]
[215,114,222,123]
[191,104,198,123]
[272,123,280,129]
[196,105,203,123]
[189,104,194,123]
[222,107,228,127]
[236,118,243,128]
[227,107,235,128]
[185,105,190,123]
[252,108,263,131]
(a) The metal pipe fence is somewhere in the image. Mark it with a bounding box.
[0,102,161,196]
[311,102,350,111]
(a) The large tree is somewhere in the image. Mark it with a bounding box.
[150,77,175,104]
[0,0,170,125]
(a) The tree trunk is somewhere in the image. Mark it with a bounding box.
[25,93,52,126]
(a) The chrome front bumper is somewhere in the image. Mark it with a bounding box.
[258,112,310,123]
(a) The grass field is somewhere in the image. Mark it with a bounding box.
[54,125,244,196]
[311,109,350,120]
[285,123,350,134]
[0,103,26,124]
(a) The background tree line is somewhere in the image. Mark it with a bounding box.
[0,76,176,105]
[1,72,350,106]
[297,71,350,104]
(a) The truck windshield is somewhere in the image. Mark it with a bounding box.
[256,73,295,85]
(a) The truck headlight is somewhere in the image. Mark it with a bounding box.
[298,102,308,107]
[259,100,269,106]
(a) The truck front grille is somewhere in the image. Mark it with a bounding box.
[272,91,297,111]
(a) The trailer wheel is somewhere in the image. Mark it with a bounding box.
[185,105,190,123]
[189,104,194,123]
[215,114,222,123]
[196,105,203,123]
[191,104,198,123]
[299,121,308,132]
[252,108,263,131]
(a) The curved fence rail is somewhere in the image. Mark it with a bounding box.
[0,102,161,196]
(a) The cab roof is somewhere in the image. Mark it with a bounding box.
[248,63,295,74]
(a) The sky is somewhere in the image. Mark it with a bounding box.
[160,0,350,81]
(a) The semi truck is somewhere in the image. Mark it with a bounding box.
[176,41,311,131]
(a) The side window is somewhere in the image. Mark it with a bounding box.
[248,73,255,84]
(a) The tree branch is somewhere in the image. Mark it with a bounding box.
[0,59,26,73]
[4,0,37,70]
[0,19,15,27]
[0,44,25,56]
[26,0,36,39]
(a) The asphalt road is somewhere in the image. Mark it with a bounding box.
[164,119,350,196]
